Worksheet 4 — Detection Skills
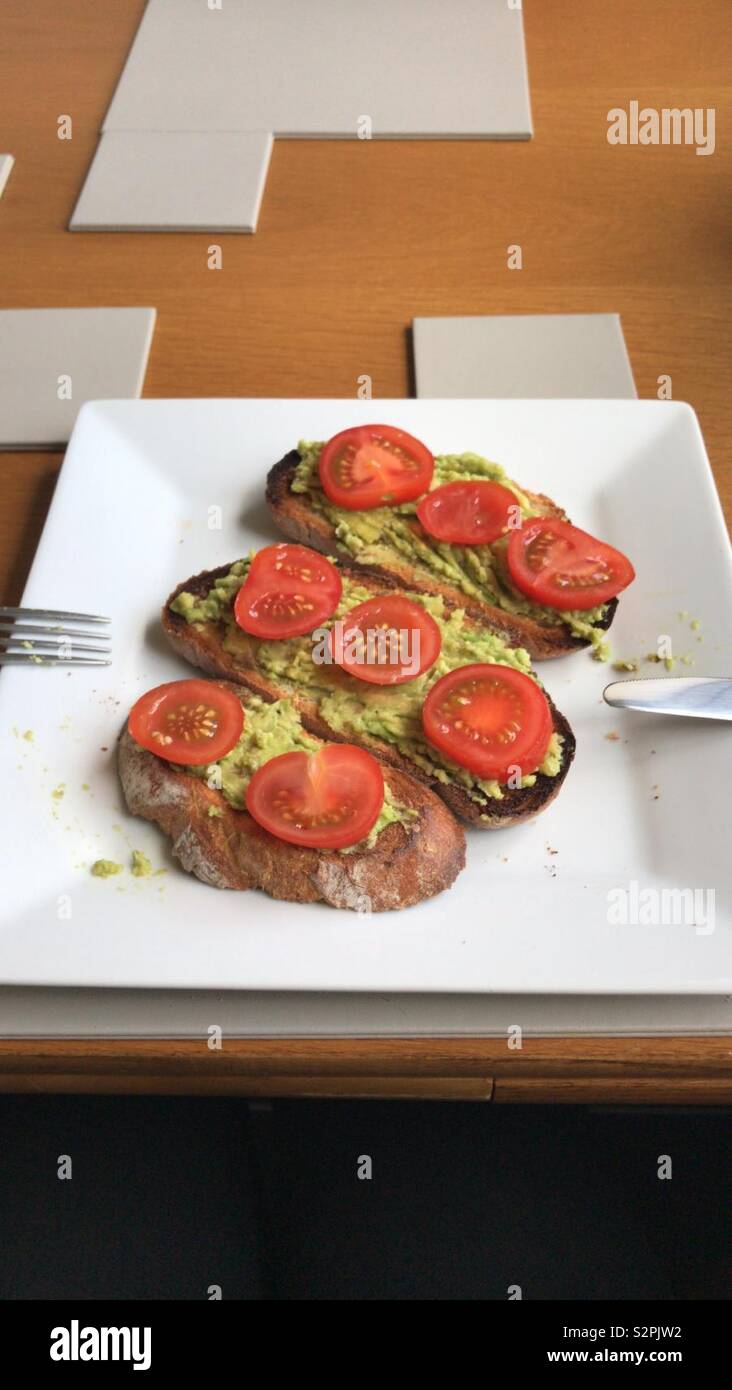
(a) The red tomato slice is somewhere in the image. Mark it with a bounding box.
[507,518,635,611]
[331,595,442,686]
[416,480,518,545]
[318,425,434,510]
[246,743,385,850]
[422,663,553,783]
[234,543,342,639]
[129,679,244,767]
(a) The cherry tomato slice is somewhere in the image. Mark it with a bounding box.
[422,663,553,783]
[331,595,442,686]
[129,679,244,767]
[507,518,635,611]
[318,425,434,511]
[416,480,518,545]
[234,543,342,639]
[246,743,385,850]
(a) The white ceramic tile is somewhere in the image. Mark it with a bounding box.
[0,308,156,449]
[103,0,531,138]
[0,988,730,1039]
[413,314,638,399]
[0,154,14,199]
[70,130,272,233]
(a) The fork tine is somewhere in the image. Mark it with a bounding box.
[0,653,112,667]
[0,607,110,624]
[0,622,112,642]
[1,639,112,655]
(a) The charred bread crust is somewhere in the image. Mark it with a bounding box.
[117,688,466,910]
[265,450,617,659]
[162,575,576,830]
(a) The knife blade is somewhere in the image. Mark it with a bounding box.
[603,676,732,721]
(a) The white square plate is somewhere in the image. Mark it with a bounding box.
[1,399,729,993]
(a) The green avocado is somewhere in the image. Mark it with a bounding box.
[91,859,123,878]
[291,441,609,657]
[184,694,416,854]
[171,560,249,625]
[171,567,563,806]
[131,849,153,878]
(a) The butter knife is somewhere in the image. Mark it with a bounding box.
[603,676,732,721]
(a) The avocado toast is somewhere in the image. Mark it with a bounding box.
[118,679,466,911]
[162,557,576,829]
[266,444,619,661]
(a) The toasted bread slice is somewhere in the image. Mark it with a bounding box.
[162,565,576,829]
[118,682,465,912]
[265,450,617,660]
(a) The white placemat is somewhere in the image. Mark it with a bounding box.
[0,308,156,448]
[0,155,14,200]
[71,0,531,233]
[103,0,532,138]
[413,314,637,399]
[71,132,273,234]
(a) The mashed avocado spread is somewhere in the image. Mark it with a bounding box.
[170,565,564,806]
[290,441,609,658]
[184,694,416,854]
[131,850,153,878]
[91,859,123,878]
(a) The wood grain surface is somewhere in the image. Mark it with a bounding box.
[0,1039,730,1102]
[0,1,730,1096]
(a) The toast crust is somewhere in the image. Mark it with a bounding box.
[265,450,617,660]
[118,686,466,911]
[162,570,576,829]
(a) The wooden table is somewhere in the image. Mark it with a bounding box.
[1,1,730,1101]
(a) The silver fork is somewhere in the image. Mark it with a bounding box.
[0,607,111,666]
